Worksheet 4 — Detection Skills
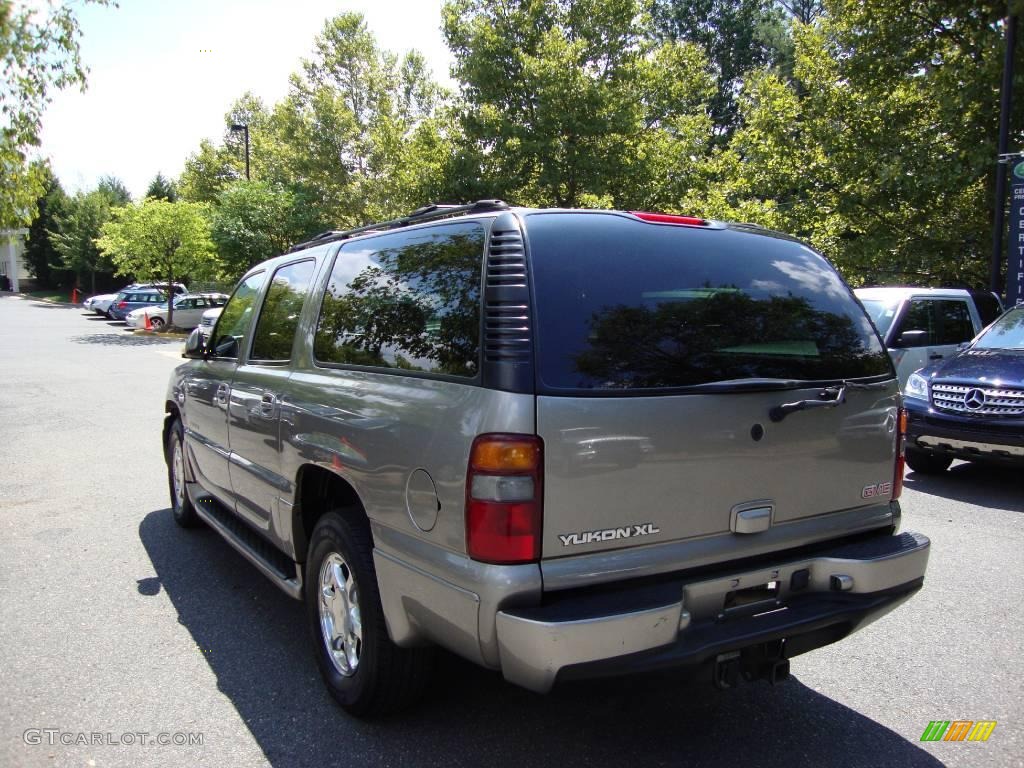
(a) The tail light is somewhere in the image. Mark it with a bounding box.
[117,301,128,309]
[893,407,907,500]
[465,434,543,564]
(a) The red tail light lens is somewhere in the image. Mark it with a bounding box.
[629,211,708,226]
[117,301,128,309]
[893,407,907,500]
[465,434,543,564]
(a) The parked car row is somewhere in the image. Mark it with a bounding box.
[80,284,227,331]
[83,282,188,318]
[855,287,1022,474]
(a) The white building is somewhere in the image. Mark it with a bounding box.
[0,229,30,292]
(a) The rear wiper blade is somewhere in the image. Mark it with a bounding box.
[769,385,846,423]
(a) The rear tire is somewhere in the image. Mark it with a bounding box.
[305,511,433,716]
[167,420,200,527]
[905,447,953,474]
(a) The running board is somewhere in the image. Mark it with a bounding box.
[192,493,303,600]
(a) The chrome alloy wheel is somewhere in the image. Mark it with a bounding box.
[319,553,362,676]
[171,438,185,511]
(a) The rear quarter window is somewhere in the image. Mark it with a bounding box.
[527,213,891,390]
[314,221,485,377]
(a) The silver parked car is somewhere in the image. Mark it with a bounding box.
[854,287,1003,387]
[165,202,929,717]
[125,293,228,330]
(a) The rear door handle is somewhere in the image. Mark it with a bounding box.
[260,392,278,417]
[928,354,944,360]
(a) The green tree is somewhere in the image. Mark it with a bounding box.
[1,0,110,227]
[49,189,115,294]
[179,139,239,203]
[210,181,326,279]
[23,164,68,287]
[651,0,791,139]
[180,15,451,227]
[97,175,132,206]
[146,173,177,202]
[687,3,1024,288]
[443,0,714,209]
[97,200,216,327]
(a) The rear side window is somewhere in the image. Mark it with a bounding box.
[314,221,485,377]
[528,213,891,390]
[932,299,974,345]
[250,259,317,362]
[895,299,973,347]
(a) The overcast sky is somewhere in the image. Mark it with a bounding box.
[36,0,455,198]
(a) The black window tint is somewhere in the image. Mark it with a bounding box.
[314,221,485,377]
[894,300,932,346]
[971,292,1002,327]
[933,300,974,345]
[212,271,267,359]
[528,213,891,390]
[250,260,317,362]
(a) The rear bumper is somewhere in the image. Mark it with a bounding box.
[494,531,929,692]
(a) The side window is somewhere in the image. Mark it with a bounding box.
[314,221,485,377]
[894,299,933,347]
[212,271,267,359]
[250,260,317,362]
[933,299,974,345]
[972,293,1002,327]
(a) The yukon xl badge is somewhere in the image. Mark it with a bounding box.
[558,523,661,547]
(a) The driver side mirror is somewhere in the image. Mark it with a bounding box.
[895,329,928,348]
[182,327,208,360]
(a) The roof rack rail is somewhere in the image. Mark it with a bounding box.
[287,199,510,252]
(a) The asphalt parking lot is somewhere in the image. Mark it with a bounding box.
[1,294,1021,768]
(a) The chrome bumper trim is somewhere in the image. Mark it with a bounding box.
[917,435,1024,457]
[496,532,929,692]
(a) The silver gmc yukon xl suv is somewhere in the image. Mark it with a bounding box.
[164,201,930,716]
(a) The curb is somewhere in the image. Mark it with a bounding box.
[131,328,189,339]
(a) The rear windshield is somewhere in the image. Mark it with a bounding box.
[528,213,891,391]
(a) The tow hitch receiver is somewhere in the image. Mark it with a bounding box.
[714,641,790,689]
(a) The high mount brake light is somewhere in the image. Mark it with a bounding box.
[629,211,708,226]
[465,434,543,564]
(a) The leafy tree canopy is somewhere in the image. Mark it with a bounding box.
[97,199,216,326]
[1,0,109,227]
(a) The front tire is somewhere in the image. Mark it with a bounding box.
[167,419,200,527]
[150,316,165,330]
[305,511,432,716]
[905,447,953,474]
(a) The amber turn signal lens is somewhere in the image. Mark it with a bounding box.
[469,436,541,472]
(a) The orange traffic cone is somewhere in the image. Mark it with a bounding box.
[144,312,152,331]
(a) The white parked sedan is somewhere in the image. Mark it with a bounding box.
[125,293,227,330]
[83,293,118,316]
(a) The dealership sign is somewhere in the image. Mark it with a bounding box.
[1009,160,1024,306]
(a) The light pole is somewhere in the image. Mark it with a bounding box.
[230,123,250,181]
